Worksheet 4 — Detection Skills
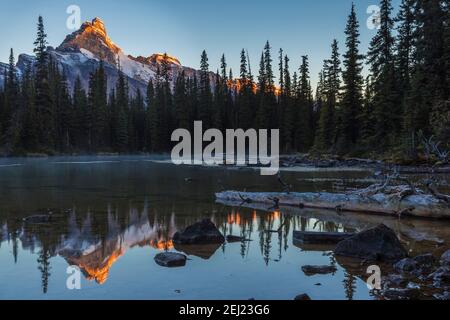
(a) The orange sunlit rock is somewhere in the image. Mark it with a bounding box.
[58,17,122,65]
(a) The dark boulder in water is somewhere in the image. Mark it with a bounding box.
[173,219,225,245]
[334,224,408,262]
[226,235,251,243]
[301,265,337,276]
[294,294,311,300]
[154,252,187,268]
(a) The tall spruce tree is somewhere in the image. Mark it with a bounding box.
[145,79,156,151]
[282,54,295,151]
[174,71,190,130]
[367,0,399,149]
[1,49,20,150]
[338,4,364,153]
[198,50,212,129]
[87,62,108,150]
[53,70,72,151]
[19,63,37,151]
[220,54,234,129]
[396,0,417,154]
[220,54,228,81]
[264,41,274,89]
[360,76,376,144]
[257,42,277,129]
[407,0,447,141]
[161,53,174,146]
[130,88,145,151]
[113,68,129,152]
[33,16,54,150]
[396,0,415,98]
[278,48,284,95]
[295,55,314,151]
[72,76,88,150]
[188,74,199,129]
[238,49,253,129]
[213,70,224,130]
[316,40,341,151]
[427,0,449,141]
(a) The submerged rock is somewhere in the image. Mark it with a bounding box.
[414,253,436,267]
[23,214,53,224]
[226,235,251,243]
[394,258,419,273]
[382,288,421,300]
[334,224,408,262]
[429,266,450,287]
[301,265,337,276]
[173,219,225,245]
[154,252,187,267]
[294,294,311,300]
[383,274,409,288]
[173,243,222,260]
[293,231,354,244]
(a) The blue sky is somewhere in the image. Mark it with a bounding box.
[0,0,401,87]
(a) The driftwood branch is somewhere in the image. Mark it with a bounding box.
[268,197,280,210]
[238,193,252,204]
[426,180,450,204]
[277,173,292,194]
[419,132,449,163]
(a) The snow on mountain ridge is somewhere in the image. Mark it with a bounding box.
[1,17,219,98]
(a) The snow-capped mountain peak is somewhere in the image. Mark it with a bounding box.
[2,17,218,97]
[57,17,122,65]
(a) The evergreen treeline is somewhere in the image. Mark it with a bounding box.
[0,1,448,158]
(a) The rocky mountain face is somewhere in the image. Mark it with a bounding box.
[1,17,217,96]
[57,17,122,66]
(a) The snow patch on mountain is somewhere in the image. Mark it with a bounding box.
[80,48,99,61]
[116,51,155,83]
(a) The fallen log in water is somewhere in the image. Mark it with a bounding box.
[215,186,450,219]
[216,199,450,243]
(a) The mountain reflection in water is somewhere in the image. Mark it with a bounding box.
[2,157,443,300]
[0,203,356,293]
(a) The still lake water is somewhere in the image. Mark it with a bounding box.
[0,156,447,300]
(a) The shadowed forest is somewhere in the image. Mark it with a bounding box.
[0,0,448,162]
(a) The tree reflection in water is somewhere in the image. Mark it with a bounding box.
[0,202,351,294]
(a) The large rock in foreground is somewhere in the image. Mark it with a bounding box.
[173,219,225,245]
[334,224,408,262]
[154,252,187,267]
[294,294,311,301]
